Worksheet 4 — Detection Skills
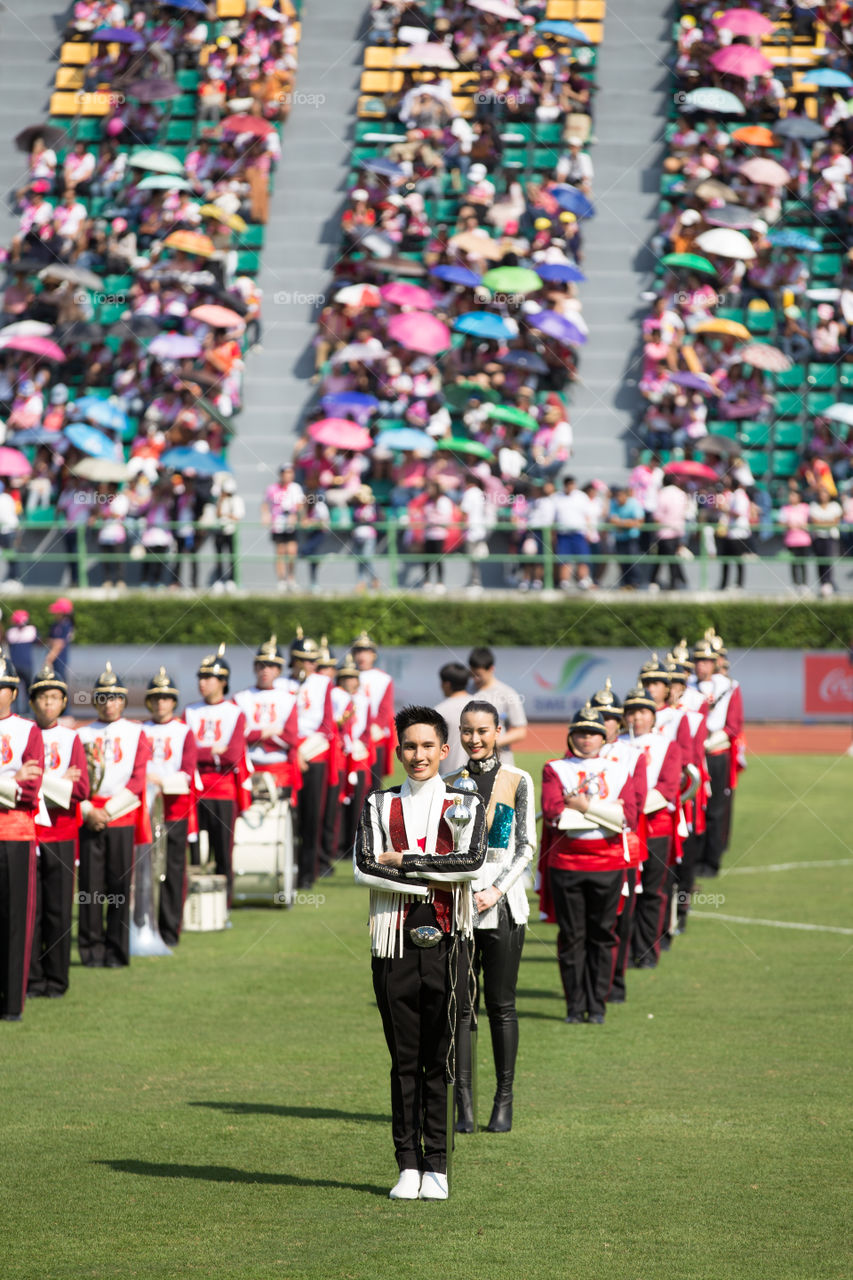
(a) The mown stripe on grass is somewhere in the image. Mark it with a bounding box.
[692,911,853,935]
[722,858,853,875]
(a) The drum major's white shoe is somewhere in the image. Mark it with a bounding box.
[418,1172,448,1200]
[389,1169,421,1200]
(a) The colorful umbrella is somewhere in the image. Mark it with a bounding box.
[189,304,245,330]
[164,230,217,259]
[695,228,757,261]
[525,310,587,345]
[64,424,118,460]
[700,435,741,458]
[149,333,203,360]
[93,26,144,42]
[534,19,592,43]
[137,174,192,192]
[0,334,65,361]
[129,149,185,175]
[320,392,379,423]
[222,115,275,138]
[335,283,382,308]
[822,403,853,427]
[713,8,775,36]
[660,252,716,275]
[448,231,505,261]
[731,125,776,148]
[692,178,739,202]
[443,381,501,409]
[161,0,208,11]
[387,311,450,355]
[534,262,586,284]
[738,344,791,373]
[199,204,247,233]
[430,265,482,287]
[15,124,65,153]
[331,342,388,364]
[359,157,406,180]
[307,419,373,451]
[710,46,772,78]
[801,68,853,89]
[766,229,821,252]
[669,371,721,395]
[159,447,231,475]
[663,460,719,482]
[374,428,435,453]
[379,281,434,309]
[7,429,69,452]
[497,350,549,374]
[487,404,538,430]
[694,318,752,341]
[453,312,513,341]
[396,43,459,68]
[436,437,495,461]
[482,266,543,295]
[682,88,745,116]
[69,397,129,432]
[738,157,790,187]
[0,447,32,479]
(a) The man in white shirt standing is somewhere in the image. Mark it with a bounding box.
[434,663,472,777]
[552,475,593,590]
[460,475,489,590]
[467,647,527,766]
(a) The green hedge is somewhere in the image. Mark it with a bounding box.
[9,595,853,649]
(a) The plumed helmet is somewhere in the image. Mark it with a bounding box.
[29,664,67,705]
[351,629,377,653]
[93,660,127,701]
[692,627,720,662]
[254,635,283,667]
[568,703,607,738]
[623,685,658,716]
[290,625,320,662]
[316,635,335,669]
[336,651,359,678]
[639,652,671,683]
[145,666,180,708]
[0,655,20,691]
[197,642,230,685]
[590,675,624,717]
[669,637,694,672]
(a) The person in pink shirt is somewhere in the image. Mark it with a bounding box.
[778,481,812,590]
[648,475,689,591]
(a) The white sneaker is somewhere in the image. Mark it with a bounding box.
[419,1171,448,1200]
[389,1169,421,1200]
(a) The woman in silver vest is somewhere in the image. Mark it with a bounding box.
[447,700,536,1133]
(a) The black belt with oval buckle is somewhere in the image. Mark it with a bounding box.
[409,925,444,949]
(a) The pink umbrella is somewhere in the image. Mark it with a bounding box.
[710,45,773,78]
[739,156,791,187]
[396,43,459,69]
[307,419,373,451]
[713,9,775,36]
[380,281,434,309]
[0,334,65,361]
[386,311,451,355]
[0,447,33,479]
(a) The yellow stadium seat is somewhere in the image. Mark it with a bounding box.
[451,95,476,117]
[364,46,397,69]
[576,0,605,18]
[60,41,93,65]
[216,0,246,15]
[55,67,86,90]
[546,0,578,18]
[359,70,404,93]
[50,91,81,117]
[79,92,111,116]
[577,20,603,42]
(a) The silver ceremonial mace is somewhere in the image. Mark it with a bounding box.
[445,774,477,1181]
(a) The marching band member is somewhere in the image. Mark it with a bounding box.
[690,630,744,879]
[233,637,300,795]
[142,668,198,948]
[354,706,487,1201]
[352,631,396,786]
[332,651,374,864]
[623,685,681,970]
[0,657,44,1021]
[539,705,639,1025]
[184,645,248,906]
[77,663,150,970]
[316,638,344,878]
[28,666,88,999]
[276,629,335,889]
[446,700,536,1135]
[664,647,709,935]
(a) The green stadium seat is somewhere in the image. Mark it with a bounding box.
[772,451,800,478]
[838,364,853,387]
[774,392,804,418]
[742,450,769,477]
[806,392,835,416]
[774,365,804,390]
[774,421,806,448]
[806,363,837,389]
[746,310,774,335]
[235,251,260,274]
[811,253,843,279]
[740,422,771,448]
[176,69,199,90]
[706,420,738,439]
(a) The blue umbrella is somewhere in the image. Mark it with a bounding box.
[534,262,586,284]
[159,447,231,475]
[7,429,70,451]
[525,310,587,345]
[93,27,145,43]
[802,68,853,89]
[550,185,596,219]
[430,265,482,287]
[766,229,822,252]
[359,158,406,179]
[162,0,208,9]
[69,396,128,432]
[374,429,435,454]
[534,20,592,43]
[497,350,549,374]
[322,392,380,411]
[453,312,513,340]
[64,424,119,460]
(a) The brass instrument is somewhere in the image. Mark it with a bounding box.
[84,741,105,795]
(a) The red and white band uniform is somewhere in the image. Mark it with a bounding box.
[234,684,300,793]
[77,717,150,968]
[0,714,44,1018]
[660,697,709,929]
[690,672,744,873]
[142,717,198,948]
[599,738,647,1003]
[330,683,375,859]
[358,666,395,782]
[275,671,335,887]
[29,725,89,997]
[183,699,248,903]
[540,751,640,1021]
[622,730,681,967]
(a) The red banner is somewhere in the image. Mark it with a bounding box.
[804,655,853,716]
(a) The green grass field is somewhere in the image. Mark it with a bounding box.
[2,752,851,1280]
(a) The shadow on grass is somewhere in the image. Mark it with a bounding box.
[97,1160,387,1196]
[189,1101,390,1124]
[516,988,561,1000]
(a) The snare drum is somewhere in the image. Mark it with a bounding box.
[182,870,228,932]
[232,797,295,907]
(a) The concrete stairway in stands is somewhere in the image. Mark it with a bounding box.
[567,0,673,484]
[234,0,367,585]
[0,2,67,246]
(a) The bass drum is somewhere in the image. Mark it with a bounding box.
[232,795,295,907]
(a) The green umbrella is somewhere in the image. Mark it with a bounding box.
[488,404,538,430]
[660,252,717,275]
[129,148,186,175]
[436,437,495,461]
[137,173,192,192]
[444,380,501,410]
[481,266,543,295]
